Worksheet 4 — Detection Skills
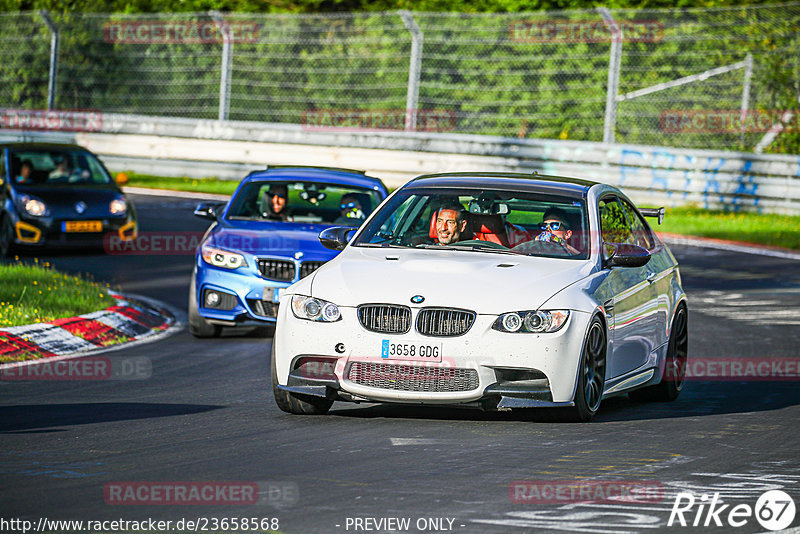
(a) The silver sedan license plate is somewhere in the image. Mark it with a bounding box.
[381,339,442,362]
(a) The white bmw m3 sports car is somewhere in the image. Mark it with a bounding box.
[271,173,688,422]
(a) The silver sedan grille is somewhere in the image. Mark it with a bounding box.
[416,307,476,337]
[357,304,411,334]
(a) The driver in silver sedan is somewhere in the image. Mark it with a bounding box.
[434,202,469,245]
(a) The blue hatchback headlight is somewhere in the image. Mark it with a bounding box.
[20,195,48,217]
[201,243,247,269]
[110,198,127,215]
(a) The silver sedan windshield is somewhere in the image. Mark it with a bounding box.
[354,188,589,259]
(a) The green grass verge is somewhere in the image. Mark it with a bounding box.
[121,171,239,195]
[659,207,800,250]
[0,260,114,328]
[118,172,800,251]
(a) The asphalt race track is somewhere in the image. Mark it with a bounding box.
[2,193,799,534]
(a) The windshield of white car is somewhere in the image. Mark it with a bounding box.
[353,188,589,260]
[226,181,382,225]
[10,149,113,186]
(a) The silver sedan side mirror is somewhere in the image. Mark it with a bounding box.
[604,242,651,268]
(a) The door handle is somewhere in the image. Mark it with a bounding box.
[646,271,657,284]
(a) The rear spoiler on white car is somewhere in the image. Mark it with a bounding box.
[639,207,665,225]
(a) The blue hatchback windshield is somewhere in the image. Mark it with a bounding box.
[10,149,113,186]
[354,188,589,259]
[227,181,382,226]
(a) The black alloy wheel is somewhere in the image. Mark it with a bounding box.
[560,316,606,422]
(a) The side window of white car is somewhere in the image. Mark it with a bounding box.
[599,197,633,245]
[619,199,655,251]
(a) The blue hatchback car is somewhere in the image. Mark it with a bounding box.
[189,166,389,337]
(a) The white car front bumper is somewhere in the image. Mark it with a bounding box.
[273,300,594,407]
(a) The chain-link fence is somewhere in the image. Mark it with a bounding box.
[0,5,798,153]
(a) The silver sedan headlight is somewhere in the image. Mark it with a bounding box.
[291,295,341,322]
[493,310,570,333]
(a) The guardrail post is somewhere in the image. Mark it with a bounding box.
[740,53,753,146]
[598,7,622,145]
[39,10,60,111]
[399,10,423,132]
[210,11,233,121]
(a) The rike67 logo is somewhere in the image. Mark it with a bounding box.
[669,490,796,531]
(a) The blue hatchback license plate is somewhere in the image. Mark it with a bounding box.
[263,287,280,303]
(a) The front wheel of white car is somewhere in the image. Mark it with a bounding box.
[560,316,606,422]
[271,342,333,415]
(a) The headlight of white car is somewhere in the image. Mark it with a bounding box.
[493,310,570,333]
[201,243,247,269]
[291,295,341,322]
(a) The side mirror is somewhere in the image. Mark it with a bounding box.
[115,172,129,185]
[319,226,355,251]
[605,242,651,268]
[194,201,225,220]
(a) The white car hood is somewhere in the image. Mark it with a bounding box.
[310,247,596,314]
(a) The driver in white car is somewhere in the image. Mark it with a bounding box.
[435,202,469,245]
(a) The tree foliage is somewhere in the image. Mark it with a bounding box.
[0,0,792,14]
[0,1,796,155]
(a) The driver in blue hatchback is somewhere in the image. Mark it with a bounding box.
[262,184,291,221]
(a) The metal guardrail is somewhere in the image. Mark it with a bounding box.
[1,112,799,213]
